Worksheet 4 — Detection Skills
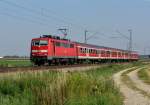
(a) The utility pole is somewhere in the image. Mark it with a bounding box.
[84,30,88,44]
[144,47,146,55]
[128,29,132,52]
[115,29,133,58]
[58,28,68,39]
[128,29,133,59]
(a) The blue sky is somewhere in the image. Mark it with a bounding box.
[0,0,150,56]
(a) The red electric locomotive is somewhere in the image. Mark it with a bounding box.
[30,35,139,66]
[30,35,77,65]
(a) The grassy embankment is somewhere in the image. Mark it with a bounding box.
[0,59,32,67]
[138,67,150,84]
[0,63,138,105]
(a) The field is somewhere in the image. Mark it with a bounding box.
[0,59,32,67]
[138,67,150,84]
[0,60,141,105]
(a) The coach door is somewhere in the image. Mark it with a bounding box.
[86,48,89,58]
[52,41,55,57]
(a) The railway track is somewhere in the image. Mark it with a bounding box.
[0,62,130,74]
[0,64,103,73]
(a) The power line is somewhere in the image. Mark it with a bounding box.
[0,0,109,34]
[116,30,129,40]
[115,29,134,53]
[0,0,78,28]
[42,8,87,30]
[0,0,114,42]
[0,7,55,26]
[0,11,50,26]
[15,0,88,30]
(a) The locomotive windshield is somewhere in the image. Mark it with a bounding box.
[32,40,48,46]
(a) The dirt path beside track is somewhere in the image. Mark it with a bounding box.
[128,68,150,95]
[113,67,150,105]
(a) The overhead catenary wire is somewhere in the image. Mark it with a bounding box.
[0,0,113,42]
[0,0,79,28]
[14,0,89,30]
[0,7,57,27]
[0,11,50,26]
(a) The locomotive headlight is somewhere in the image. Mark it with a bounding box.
[40,50,48,53]
[32,50,38,53]
[32,50,48,53]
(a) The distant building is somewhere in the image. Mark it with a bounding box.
[0,56,3,59]
[140,55,150,59]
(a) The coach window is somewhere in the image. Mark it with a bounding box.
[96,50,98,54]
[121,52,124,56]
[101,50,105,55]
[55,42,60,47]
[66,43,69,48]
[89,49,91,53]
[98,50,101,54]
[92,49,94,53]
[92,49,95,54]
[83,48,85,53]
[70,44,74,48]
[85,48,88,53]
[98,50,100,54]
[95,50,97,54]
[60,43,63,47]
[64,43,68,48]
[107,51,110,55]
[123,52,125,56]
[84,48,86,53]
[82,48,84,53]
[87,49,89,53]
[93,50,95,54]
[94,50,96,54]
[97,50,99,54]
[82,48,85,53]
[80,48,83,53]
[125,53,128,56]
[118,52,121,56]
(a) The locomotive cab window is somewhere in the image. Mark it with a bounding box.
[32,40,48,46]
[40,40,48,46]
[70,44,74,48]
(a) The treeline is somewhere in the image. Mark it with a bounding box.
[3,55,29,58]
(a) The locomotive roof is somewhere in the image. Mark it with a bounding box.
[33,35,137,53]
[76,42,137,53]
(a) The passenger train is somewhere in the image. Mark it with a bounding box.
[30,35,139,66]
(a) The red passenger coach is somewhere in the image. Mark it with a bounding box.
[30,35,139,66]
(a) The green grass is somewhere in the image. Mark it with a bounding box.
[0,62,140,105]
[0,60,32,67]
[138,68,150,84]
